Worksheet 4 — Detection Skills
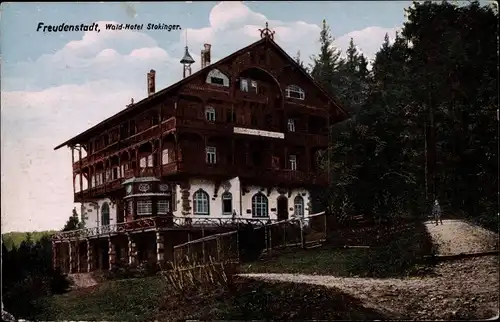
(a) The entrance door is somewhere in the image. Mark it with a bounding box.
[277,196,288,221]
[101,202,110,226]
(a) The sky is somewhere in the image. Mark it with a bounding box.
[0,1,415,233]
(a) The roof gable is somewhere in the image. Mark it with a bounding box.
[54,30,348,150]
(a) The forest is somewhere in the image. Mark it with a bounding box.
[2,0,498,319]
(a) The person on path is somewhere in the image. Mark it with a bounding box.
[432,199,443,225]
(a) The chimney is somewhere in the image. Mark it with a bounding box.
[147,69,156,96]
[201,43,211,69]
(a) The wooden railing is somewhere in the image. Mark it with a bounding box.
[52,216,278,241]
[286,131,328,147]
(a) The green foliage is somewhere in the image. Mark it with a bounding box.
[2,230,56,251]
[63,207,84,231]
[242,221,435,278]
[310,2,499,225]
[2,232,70,319]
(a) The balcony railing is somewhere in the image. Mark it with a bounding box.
[52,216,279,240]
[286,131,328,147]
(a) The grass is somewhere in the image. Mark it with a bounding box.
[241,220,436,278]
[29,274,388,321]
[33,276,165,321]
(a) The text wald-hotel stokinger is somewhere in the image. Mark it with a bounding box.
[105,23,182,31]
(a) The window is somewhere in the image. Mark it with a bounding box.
[287,119,296,132]
[222,192,232,215]
[211,77,224,85]
[240,79,249,92]
[206,69,230,87]
[205,106,216,122]
[206,146,217,164]
[112,167,118,180]
[252,193,268,218]
[147,155,153,167]
[289,155,297,171]
[162,149,169,165]
[193,189,209,215]
[137,200,153,216]
[285,85,305,100]
[157,200,170,215]
[140,157,147,168]
[250,80,258,93]
[151,114,160,126]
[294,196,304,218]
[103,134,109,146]
[101,202,110,225]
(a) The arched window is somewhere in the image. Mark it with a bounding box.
[294,196,304,218]
[101,202,110,226]
[285,84,305,100]
[222,192,232,215]
[193,189,209,215]
[205,106,216,122]
[252,193,268,218]
[206,69,230,87]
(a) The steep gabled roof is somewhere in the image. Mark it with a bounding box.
[54,36,348,150]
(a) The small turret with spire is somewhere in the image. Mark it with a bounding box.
[180,30,195,79]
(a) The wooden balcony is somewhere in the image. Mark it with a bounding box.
[52,215,278,241]
[234,91,269,104]
[286,131,328,147]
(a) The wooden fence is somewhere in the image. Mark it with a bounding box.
[172,211,334,266]
[173,230,239,267]
[254,211,331,253]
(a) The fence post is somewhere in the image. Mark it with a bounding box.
[264,226,268,252]
[187,232,192,260]
[216,235,221,262]
[235,231,240,262]
[324,212,328,240]
[300,219,306,249]
[269,226,272,255]
[201,228,206,263]
[283,222,286,248]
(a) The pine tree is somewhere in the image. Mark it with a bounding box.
[310,19,344,95]
[62,208,83,231]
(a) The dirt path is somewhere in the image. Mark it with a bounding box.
[240,219,499,320]
[425,219,498,255]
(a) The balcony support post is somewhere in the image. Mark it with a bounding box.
[79,145,83,197]
[52,241,58,271]
[156,231,164,269]
[128,234,137,266]
[68,240,74,274]
[87,238,93,272]
[108,237,116,270]
[76,240,81,273]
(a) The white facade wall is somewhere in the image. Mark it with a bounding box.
[81,198,117,228]
[174,177,310,220]
[79,177,312,228]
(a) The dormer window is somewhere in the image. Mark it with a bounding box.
[251,80,258,93]
[205,106,216,122]
[240,78,258,93]
[206,69,230,87]
[287,119,296,132]
[240,79,249,92]
[285,85,305,100]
